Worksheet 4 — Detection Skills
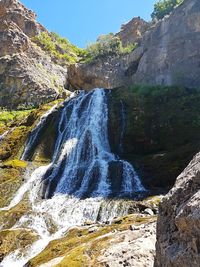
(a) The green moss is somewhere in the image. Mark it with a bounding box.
[0,109,34,127]
[109,85,200,188]
[0,167,24,208]
[27,215,156,267]
[0,201,30,229]
[0,99,63,162]
[0,228,38,261]
[3,159,28,168]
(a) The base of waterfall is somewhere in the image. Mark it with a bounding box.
[0,195,161,267]
[0,213,156,267]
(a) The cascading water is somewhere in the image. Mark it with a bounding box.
[119,100,126,154]
[0,89,145,267]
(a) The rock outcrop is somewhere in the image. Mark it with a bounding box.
[155,152,200,267]
[0,0,67,108]
[116,17,149,47]
[68,0,200,90]
[109,86,200,190]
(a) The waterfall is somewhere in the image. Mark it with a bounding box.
[119,100,126,154]
[40,89,144,199]
[21,104,59,161]
[0,89,145,267]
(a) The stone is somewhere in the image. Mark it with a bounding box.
[68,0,200,90]
[0,0,67,109]
[143,208,154,216]
[155,152,200,267]
[116,17,149,47]
[98,222,156,267]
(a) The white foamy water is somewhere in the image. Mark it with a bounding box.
[0,89,146,267]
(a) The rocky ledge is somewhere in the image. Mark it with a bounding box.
[68,0,200,90]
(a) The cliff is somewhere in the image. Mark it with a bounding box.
[0,0,68,109]
[68,0,200,90]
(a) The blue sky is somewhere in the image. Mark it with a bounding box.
[21,0,157,48]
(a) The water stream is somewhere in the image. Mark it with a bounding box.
[0,89,145,267]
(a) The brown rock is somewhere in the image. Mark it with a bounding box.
[116,17,149,47]
[0,0,67,108]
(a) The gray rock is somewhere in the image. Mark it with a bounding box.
[155,152,200,267]
[68,0,200,90]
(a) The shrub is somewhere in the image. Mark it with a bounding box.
[83,33,136,63]
[32,32,85,65]
[151,0,184,20]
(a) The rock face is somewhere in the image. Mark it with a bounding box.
[0,0,45,38]
[0,0,67,108]
[155,152,200,267]
[109,86,200,190]
[68,0,200,90]
[68,47,143,90]
[116,17,149,47]
[98,222,156,267]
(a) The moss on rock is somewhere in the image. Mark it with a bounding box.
[0,229,38,262]
[109,86,200,189]
[26,214,156,267]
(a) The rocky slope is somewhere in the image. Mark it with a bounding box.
[0,0,68,109]
[68,0,200,90]
[155,152,200,267]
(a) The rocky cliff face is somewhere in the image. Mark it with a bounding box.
[155,152,200,267]
[116,17,149,47]
[0,0,67,109]
[68,0,200,90]
[109,86,200,190]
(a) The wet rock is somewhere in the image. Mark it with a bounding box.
[0,228,38,262]
[109,86,200,190]
[143,208,154,216]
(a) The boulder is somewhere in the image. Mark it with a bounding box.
[155,152,200,267]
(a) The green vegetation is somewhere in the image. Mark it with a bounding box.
[27,214,156,267]
[109,85,200,188]
[32,31,136,65]
[3,159,27,168]
[151,0,184,20]
[83,33,136,63]
[0,109,34,128]
[32,32,86,65]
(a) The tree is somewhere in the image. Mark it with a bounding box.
[86,33,122,59]
[151,0,184,20]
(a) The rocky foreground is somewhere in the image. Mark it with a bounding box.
[155,152,200,267]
